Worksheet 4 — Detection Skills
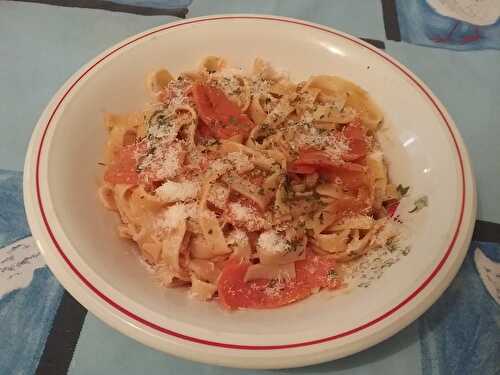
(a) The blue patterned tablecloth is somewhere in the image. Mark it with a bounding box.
[1,1,499,374]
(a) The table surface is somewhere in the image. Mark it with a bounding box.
[0,1,499,375]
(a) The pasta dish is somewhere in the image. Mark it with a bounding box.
[98,57,403,309]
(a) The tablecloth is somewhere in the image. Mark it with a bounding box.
[1,1,499,374]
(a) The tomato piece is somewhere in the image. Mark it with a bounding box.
[196,117,213,139]
[192,84,255,140]
[296,254,341,290]
[290,150,334,169]
[288,150,367,189]
[342,121,369,161]
[204,85,241,117]
[104,144,139,185]
[323,166,367,190]
[288,164,317,174]
[290,150,364,172]
[214,113,255,140]
[385,199,400,217]
[192,84,218,125]
[217,254,340,310]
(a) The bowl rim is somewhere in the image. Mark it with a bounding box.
[24,14,476,367]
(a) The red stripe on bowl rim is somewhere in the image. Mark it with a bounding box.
[34,16,466,350]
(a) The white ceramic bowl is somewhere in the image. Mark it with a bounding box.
[24,15,476,369]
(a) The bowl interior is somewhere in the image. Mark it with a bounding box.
[40,18,463,345]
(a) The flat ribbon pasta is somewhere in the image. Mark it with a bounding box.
[99,57,401,307]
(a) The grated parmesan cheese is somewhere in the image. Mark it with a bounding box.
[164,78,192,108]
[185,148,206,170]
[226,229,250,250]
[229,203,253,221]
[263,279,290,297]
[208,153,254,177]
[155,180,200,202]
[147,120,177,143]
[264,283,282,297]
[136,141,184,180]
[249,77,271,98]
[287,120,349,163]
[324,136,350,161]
[155,202,198,231]
[211,72,241,92]
[208,159,231,175]
[257,230,290,255]
[155,143,183,179]
[209,69,246,106]
[227,202,266,231]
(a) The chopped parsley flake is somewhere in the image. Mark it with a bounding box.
[327,269,338,280]
[267,279,278,288]
[285,239,302,253]
[386,238,399,253]
[319,212,325,224]
[409,196,428,213]
[396,184,410,197]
